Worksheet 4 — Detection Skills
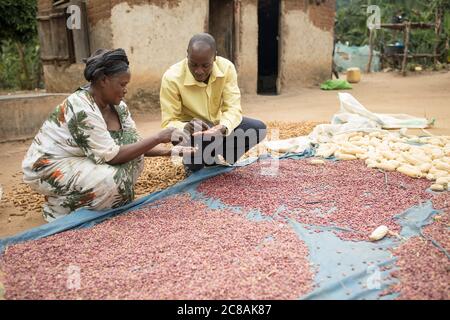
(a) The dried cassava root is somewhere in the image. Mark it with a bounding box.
[314,131,450,190]
[369,225,389,241]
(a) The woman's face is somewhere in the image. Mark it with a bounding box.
[101,70,131,105]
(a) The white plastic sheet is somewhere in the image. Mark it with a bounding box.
[336,93,430,129]
[264,93,432,153]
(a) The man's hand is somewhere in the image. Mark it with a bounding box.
[171,145,199,157]
[184,119,210,135]
[192,124,227,138]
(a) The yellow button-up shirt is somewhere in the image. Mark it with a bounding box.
[160,56,243,134]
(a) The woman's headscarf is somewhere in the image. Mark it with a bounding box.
[83,48,129,82]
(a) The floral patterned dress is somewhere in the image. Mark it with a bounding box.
[22,87,144,222]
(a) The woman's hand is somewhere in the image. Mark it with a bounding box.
[157,127,178,144]
[145,144,198,157]
[108,129,177,165]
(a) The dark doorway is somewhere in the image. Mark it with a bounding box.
[257,0,280,94]
[209,0,235,62]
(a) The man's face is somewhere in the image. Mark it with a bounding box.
[187,45,215,83]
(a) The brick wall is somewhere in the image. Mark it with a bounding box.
[280,0,335,89]
[86,0,112,26]
[85,0,182,27]
[38,0,335,94]
[38,0,113,26]
[308,0,336,31]
[283,0,335,31]
[110,0,181,9]
[284,0,308,11]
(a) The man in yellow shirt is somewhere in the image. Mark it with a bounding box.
[160,33,266,172]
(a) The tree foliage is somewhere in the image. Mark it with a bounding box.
[0,0,41,90]
[335,0,450,66]
[0,0,37,44]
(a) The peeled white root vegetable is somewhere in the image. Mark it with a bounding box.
[418,163,432,173]
[316,144,337,158]
[436,177,450,185]
[369,225,389,241]
[375,160,399,171]
[310,159,325,165]
[426,173,436,180]
[430,169,449,178]
[339,143,365,155]
[430,177,450,192]
[365,159,378,168]
[335,151,357,161]
[401,152,430,166]
[433,160,450,172]
[431,184,445,191]
[381,149,397,160]
[397,165,422,178]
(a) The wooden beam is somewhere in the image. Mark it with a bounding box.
[383,53,441,58]
[434,6,443,65]
[380,22,435,30]
[41,55,70,62]
[367,28,374,73]
[233,0,241,69]
[70,0,90,63]
[37,12,65,20]
[401,22,411,76]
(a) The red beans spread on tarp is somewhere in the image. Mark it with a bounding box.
[198,159,433,241]
[0,194,314,300]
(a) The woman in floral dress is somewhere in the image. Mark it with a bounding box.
[22,49,189,222]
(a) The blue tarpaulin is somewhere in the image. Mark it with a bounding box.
[334,42,381,73]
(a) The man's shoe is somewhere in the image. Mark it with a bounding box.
[184,165,194,177]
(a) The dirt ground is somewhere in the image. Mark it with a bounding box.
[0,71,449,238]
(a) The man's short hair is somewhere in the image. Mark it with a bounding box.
[188,33,217,53]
